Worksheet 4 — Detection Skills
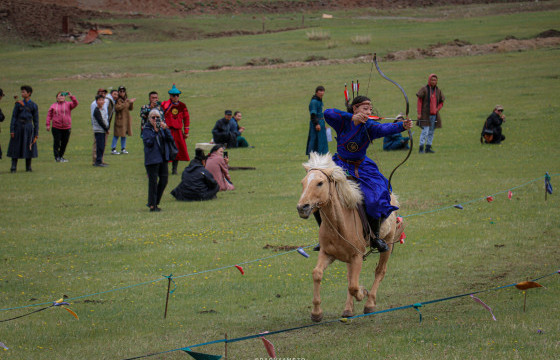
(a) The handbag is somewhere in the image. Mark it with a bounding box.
[483,129,494,143]
[168,139,179,160]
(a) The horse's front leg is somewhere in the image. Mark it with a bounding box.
[364,249,391,314]
[311,251,333,322]
[342,256,368,318]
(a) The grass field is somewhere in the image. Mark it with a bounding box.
[0,2,559,359]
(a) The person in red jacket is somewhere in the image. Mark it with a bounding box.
[161,84,190,174]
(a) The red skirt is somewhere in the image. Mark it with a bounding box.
[169,128,190,161]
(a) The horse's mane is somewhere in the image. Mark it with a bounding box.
[303,152,363,209]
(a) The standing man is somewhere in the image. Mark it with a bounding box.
[306,85,328,157]
[416,74,444,153]
[212,110,236,148]
[161,84,190,175]
[8,85,39,173]
[140,91,164,136]
[92,94,110,167]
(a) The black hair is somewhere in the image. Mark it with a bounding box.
[233,111,241,116]
[315,85,325,93]
[149,91,158,97]
[194,148,207,161]
[209,144,225,155]
[347,95,371,113]
[95,94,105,101]
[21,85,33,95]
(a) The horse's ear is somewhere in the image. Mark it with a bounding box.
[303,164,311,172]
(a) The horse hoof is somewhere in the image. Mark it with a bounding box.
[364,306,376,314]
[311,313,323,322]
[341,310,353,318]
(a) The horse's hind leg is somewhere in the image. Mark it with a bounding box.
[364,249,391,314]
[311,251,333,322]
[342,257,368,318]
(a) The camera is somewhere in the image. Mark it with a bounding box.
[223,151,228,158]
[155,117,162,128]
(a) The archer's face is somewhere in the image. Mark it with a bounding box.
[353,101,372,116]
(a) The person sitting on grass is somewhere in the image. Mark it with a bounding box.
[205,144,235,191]
[383,114,410,151]
[170,148,219,201]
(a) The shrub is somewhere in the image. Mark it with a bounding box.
[351,35,371,45]
[306,29,330,41]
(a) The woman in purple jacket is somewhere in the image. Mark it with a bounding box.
[46,91,78,162]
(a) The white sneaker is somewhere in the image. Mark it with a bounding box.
[60,158,69,163]
[111,149,120,155]
[121,149,129,154]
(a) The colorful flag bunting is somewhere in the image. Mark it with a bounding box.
[545,172,553,194]
[297,247,310,258]
[182,348,222,360]
[486,196,494,202]
[470,294,497,321]
[515,281,543,290]
[508,190,512,199]
[234,265,244,275]
[260,333,276,358]
[399,232,406,244]
[454,204,464,209]
[0,342,8,350]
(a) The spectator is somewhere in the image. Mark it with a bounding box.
[171,148,219,201]
[229,111,252,148]
[91,88,111,165]
[0,88,4,159]
[112,85,135,155]
[205,144,234,191]
[417,74,445,154]
[161,84,190,175]
[140,91,164,137]
[92,94,109,167]
[46,91,78,162]
[212,110,236,148]
[481,105,506,144]
[306,85,328,156]
[142,109,176,211]
[7,85,39,173]
[383,114,410,151]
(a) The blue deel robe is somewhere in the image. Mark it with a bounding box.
[324,108,405,219]
[306,95,328,156]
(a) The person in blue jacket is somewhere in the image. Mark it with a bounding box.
[306,85,329,157]
[142,109,176,212]
[323,96,413,252]
[383,114,410,151]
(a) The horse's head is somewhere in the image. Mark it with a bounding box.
[297,166,333,219]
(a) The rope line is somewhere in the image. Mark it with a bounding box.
[121,270,559,360]
[1,174,556,313]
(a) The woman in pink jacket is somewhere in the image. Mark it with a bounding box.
[205,144,234,191]
[46,91,78,162]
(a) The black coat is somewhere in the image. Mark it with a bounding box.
[7,100,39,159]
[481,112,504,144]
[171,159,219,201]
[142,123,175,165]
[212,117,236,148]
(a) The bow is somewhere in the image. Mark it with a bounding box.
[373,53,413,192]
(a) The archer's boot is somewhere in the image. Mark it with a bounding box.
[313,211,322,251]
[418,145,424,153]
[367,216,389,253]
[425,145,435,153]
[172,160,178,175]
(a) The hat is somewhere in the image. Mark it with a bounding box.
[396,112,405,120]
[168,84,181,95]
[224,110,232,115]
[118,86,126,92]
[494,105,504,111]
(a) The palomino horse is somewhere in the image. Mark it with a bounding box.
[297,152,403,322]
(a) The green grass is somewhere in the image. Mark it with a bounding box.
[0,2,559,359]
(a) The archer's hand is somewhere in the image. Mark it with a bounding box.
[352,113,368,125]
[403,119,413,130]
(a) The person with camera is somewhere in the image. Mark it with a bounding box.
[46,91,78,162]
[205,144,234,191]
[112,86,135,155]
[142,109,176,212]
[481,105,506,144]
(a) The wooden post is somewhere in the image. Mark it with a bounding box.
[164,276,171,318]
[224,333,228,360]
